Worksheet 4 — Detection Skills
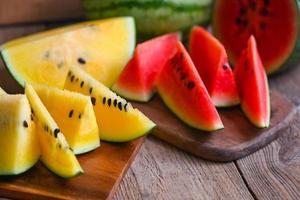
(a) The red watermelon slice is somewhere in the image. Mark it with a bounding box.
[112,33,180,102]
[234,36,270,128]
[157,42,223,131]
[189,26,240,107]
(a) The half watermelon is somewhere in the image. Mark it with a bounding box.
[213,0,300,74]
[112,33,180,102]
[157,42,223,131]
[189,26,239,107]
[234,36,270,128]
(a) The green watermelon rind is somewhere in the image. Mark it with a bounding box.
[83,0,212,36]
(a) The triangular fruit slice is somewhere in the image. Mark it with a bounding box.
[25,84,83,178]
[157,42,223,131]
[64,66,156,142]
[34,85,100,155]
[112,33,180,102]
[234,36,270,128]
[0,94,40,175]
[1,17,135,88]
[190,26,239,107]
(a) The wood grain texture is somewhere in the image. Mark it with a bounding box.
[0,0,83,25]
[270,64,300,105]
[0,138,144,200]
[114,136,254,200]
[236,107,300,200]
[134,91,295,161]
[0,25,46,45]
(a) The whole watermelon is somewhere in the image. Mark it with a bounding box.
[82,0,212,37]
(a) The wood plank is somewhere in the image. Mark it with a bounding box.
[270,64,300,105]
[236,107,300,199]
[114,136,254,200]
[0,25,46,44]
[133,91,295,161]
[0,138,144,200]
[0,0,83,25]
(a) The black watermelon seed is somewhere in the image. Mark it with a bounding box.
[58,144,61,149]
[54,129,60,138]
[118,102,122,111]
[242,19,248,27]
[240,7,247,15]
[69,110,74,118]
[68,71,71,77]
[108,98,112,106]
[44,51,50,59]
[187,81,195,90]
[235,17,242,25]
[78,57,86,64]
[223,64,229,70]
[249,1,256,11]
[181,74,187,80]
[80,81,84,88]
[260,22,266,29]
[91,97,96,106]
[89,87,93,94]
[176,67,182,72]
[124,103,128,112]
[57,62,63,69]
[79,114,82,119]
[69,147,73,151]
[102,97,106,104]
[259,7,269,16]
[264,0,270,6]
[31,114,34,121]
[113,99,118,107]
[71,75,75,82]
[23,120,28,128]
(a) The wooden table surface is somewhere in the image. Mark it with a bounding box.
[0,2,300,199]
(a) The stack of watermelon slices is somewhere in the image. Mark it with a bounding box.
[113,27,270,130]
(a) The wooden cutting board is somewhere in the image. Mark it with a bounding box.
[0,137,144,200]
[134,91,295,162]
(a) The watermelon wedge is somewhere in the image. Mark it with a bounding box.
[189,26,239,107]
[234,36,270,128]
[157,42,223,131]
[112,33,180,102]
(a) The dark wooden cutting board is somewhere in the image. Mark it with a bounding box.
[0,138,144,200]
[134,91,295,162]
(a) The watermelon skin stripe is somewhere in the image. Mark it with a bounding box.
[83,1,211,12]
[84,4,211,35]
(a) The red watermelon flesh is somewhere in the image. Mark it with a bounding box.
[112,33,180,102]
[234,36,270,128]
[157,42,223,131]
[189,26,239,107]
[213,0,299,74]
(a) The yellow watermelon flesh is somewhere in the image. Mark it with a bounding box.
[0,94,40,175]
[34,84,100,155]
[64,66,156,142]
[25,84,83,178]
[1,17,135,88]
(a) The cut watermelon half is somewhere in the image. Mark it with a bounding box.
[189,26,239,107]
[234,36,270,128]
[112,33,180,102]
[157,42,223,131]
[213,0,300,74]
